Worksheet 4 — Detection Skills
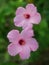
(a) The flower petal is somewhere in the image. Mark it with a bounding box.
[7,30,20,42]
[19,45,30,60]
[22,22,33,29]
[16,7,25,15]
[14,15,25,27]
[27,38,39,51]
[26,4,37,15]
[21,26,34,39]
[8,43,22,56]
[30,13,41,24]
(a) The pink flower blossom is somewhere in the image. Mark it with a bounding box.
[7,29,38,60]
[14,4,41,29]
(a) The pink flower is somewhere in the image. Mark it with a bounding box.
[14,4,41,29]
[7,28,38,60]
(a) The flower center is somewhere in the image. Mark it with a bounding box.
[24,14,30,19]
[19,39,25,45]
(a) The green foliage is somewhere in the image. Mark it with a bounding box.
[0,0,49,65]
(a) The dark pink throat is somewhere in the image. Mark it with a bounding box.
[24,14,30,19]
[19,39,25,45]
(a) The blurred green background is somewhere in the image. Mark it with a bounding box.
[0,0,49,65]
